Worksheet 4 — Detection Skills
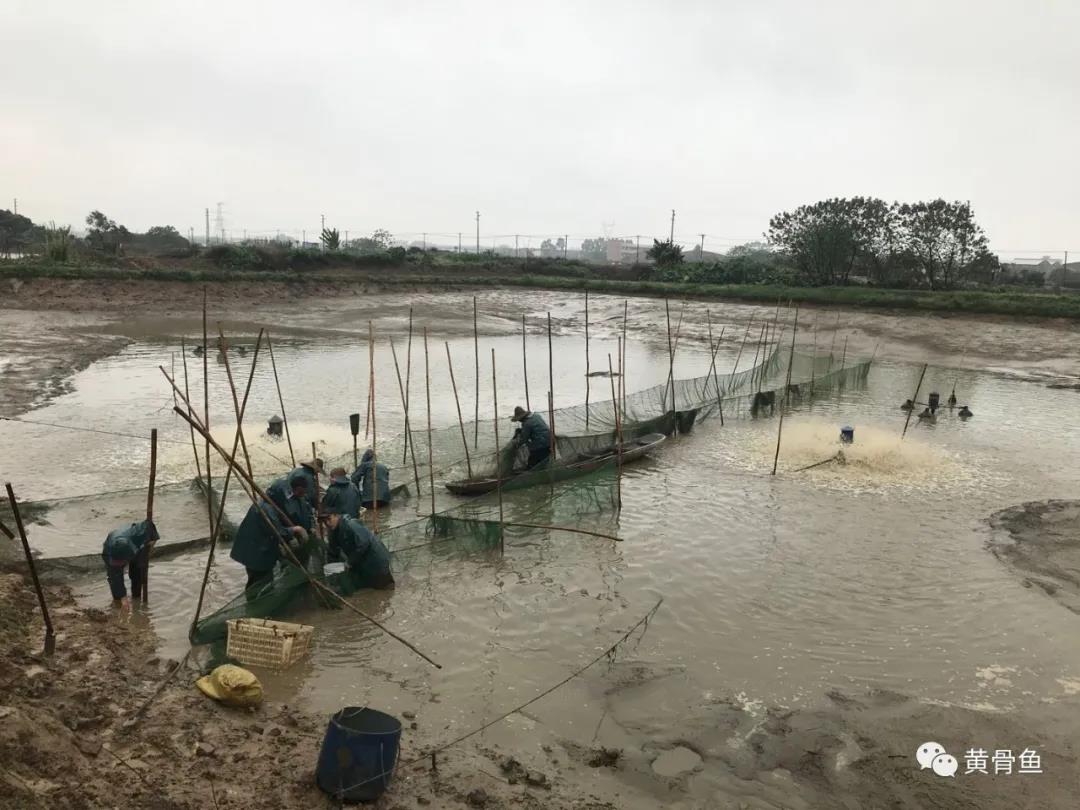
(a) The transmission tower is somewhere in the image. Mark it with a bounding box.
[213,202,226,244]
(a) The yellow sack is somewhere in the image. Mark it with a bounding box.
[195,664,263,708]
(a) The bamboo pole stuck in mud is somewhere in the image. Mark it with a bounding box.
[810,311,820,397]
[141,428,157,602]
[424,328,436,518]
[217,328,254,479]
[749,323,765,392]
[201,289,214,547]
[547,312,556,459]
[180,337,205,507]
[402,306,413,466]
[189,332,264,637]
[265,332,296,467]
[584,292,590,430]
[389,339,423,497]
[369,321,379,533]
[621,300,628,414]
[473,296,479,449]
[663,299,675,416]
[607,352,622,509]
[827,311,841,371]
[772,307,800,475]
[492,348,505,552]
[705,315,726,425]
[163,372,442,669]
[170,353,177,407]
[445,342,473,478]
[901,364,928,440]
[364,329,372,441]
[5,483,54,655]
[521,314,530,412]
[730,316,754,381]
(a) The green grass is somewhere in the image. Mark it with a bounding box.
[3,259,1079,319]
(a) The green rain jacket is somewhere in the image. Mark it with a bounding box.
[266,470,315,531]
[102,520,159,564]
[351,450,391,504]
[322,475,361,518]
[328,516,392,589]
[516,412,551,452]
[230,500,290,573]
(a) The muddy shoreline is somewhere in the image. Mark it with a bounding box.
[989,500,1080,615]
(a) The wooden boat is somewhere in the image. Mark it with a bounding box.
[444,432,666,496]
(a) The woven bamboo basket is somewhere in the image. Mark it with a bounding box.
[226,618,314,670]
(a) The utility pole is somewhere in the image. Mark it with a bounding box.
[458,232,462,253]
[475,211,480,254]
[699,233,706,261]
[670,209,675,244]
[205,208,210,247]
[636,235,640,263]
[563,234,568,259]
[515,234,519,258]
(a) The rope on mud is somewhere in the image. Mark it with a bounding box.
[331,597,664,798]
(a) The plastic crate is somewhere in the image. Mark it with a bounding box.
[226,618,314,670]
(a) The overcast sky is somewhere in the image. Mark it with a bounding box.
[2,0,1077,257]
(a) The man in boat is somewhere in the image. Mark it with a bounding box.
[231,497,309,592]
[322,466,361,518]
[101,519,159,605]
[351,449,391,510]
[320,511,394,590]
[511,406,551,469]
[265,469,315,533]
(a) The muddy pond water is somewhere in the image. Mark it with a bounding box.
[3,289,1080,792]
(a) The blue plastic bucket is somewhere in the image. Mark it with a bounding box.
[316,707,401,803]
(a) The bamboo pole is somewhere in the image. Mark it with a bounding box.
[180,338,204,488]
[311,441,322,535]
[201,289,214,546]
[827,311,841,371]
[389,339,423,497]
[584,292,590,431]
[547,312,556,459]
[521,314,530,412]
[165,393,441,669]
[364,327,371,441]
[266,332,295,466]
[424,328,436,518]
[901,364,928,439]
[810,310,820,396]
[705,313,726,425]
[402,306,413,466]
[369,322,379,532]
[5,484,54,655]
[189,332,264,638]
[663,299,675,416]
[473,296,479,449]
[141,428,157,602]
[607,353,622,509]
[621,300,628,414]
[730,316,754,384]
[772,306,800,475]
[748,323,765,391]
[445,342,473,478]
[170,353,177,407]
[492,348,505,552]
[217,328,254,479]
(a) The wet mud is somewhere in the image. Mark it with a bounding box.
[989,500,1080,614]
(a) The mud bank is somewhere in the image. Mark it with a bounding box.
[989,500,1080,614]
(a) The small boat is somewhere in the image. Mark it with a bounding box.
[444,432,666,496]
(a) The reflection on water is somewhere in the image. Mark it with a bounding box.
[7,291,1080,769]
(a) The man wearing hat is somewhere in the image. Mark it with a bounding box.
[511,406,552,470]
[319,511,394,590]
[294,458,324,509]
[322,466,361,518]
[101,519,159,604]
[265,468,315,533]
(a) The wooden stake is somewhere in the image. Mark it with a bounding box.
[189,331,264,638]
[901,364,928,439]
[584,292,590,431]
[170,353,177,407]
[141,428,157,602]
[389,339,423,497]
[730,316,753,384]
[6,484,55,654]
[473,296,479,449]
[521,313,530,412]
[492,348,504,552]
[705,313,726,426]
[445,342,473,478]
[547,312,556,459]
[663,299,675,416]
[266,332,296,466]
[607,353,622,509]
[772,306,800,475]
[424,328,435,518]
[810,310,820,396]
[369,322,379,532]
[827,311,840,371]
[402,306,413,466]
[217,327,254,479]
[201,289,214,546]
[621,300,628,414]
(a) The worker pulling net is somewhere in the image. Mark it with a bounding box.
[189,465,620,645]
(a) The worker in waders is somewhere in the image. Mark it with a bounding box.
[265,469,315,533]
[320,512,394,590]
[231,497,309,593]
[351,449,391,510]
[511,406,551,469]
[322,467,361,518]
[102,519,159,605]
